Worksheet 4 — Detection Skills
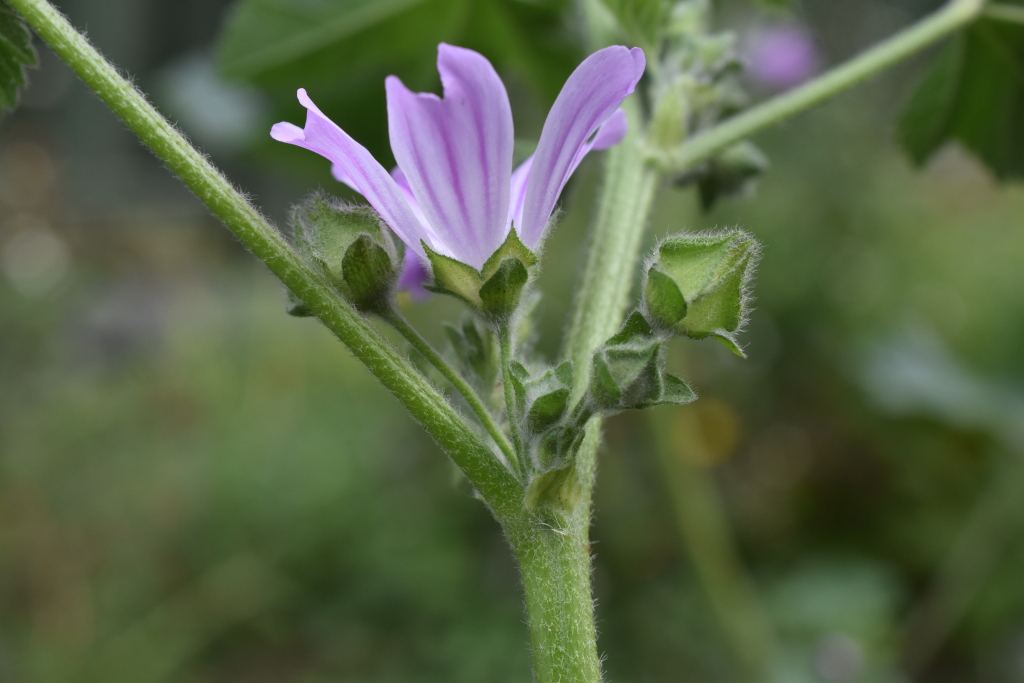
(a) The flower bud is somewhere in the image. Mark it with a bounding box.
[643,231,759,356]
[289,193,404,313]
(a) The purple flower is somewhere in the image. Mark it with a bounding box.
[745,25,819,90]
[271,44,645,276]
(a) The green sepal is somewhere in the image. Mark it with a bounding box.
[607,310,654,346]
[443,316,499,389]
[288,193,403,312]
[340,235,396,313]
[636,373,697,408]
[591,340,664,411]
[479,257,529,322]
[422,242,484,307]
[696,141,769,211]
[525,463,582,515]
[482,228,538,280]
[648,230,759,347]
[522,360,574,435]
[423,231,537,319]
[644,266,687,328]
[507,360,529,414]
[712,333,745,358]
[284,289,314,317]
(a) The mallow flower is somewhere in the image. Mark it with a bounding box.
[271,43,645,283]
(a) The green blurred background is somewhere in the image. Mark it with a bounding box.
[2,0,1024,681]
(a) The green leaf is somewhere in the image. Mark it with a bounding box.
[0,1,37,113]
[597,0,668,47]
[218,0,435,81]
[899,17,1024,179]
[527,389,570,433]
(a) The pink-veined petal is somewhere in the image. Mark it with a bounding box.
[386,44,514,269]
[507,155,533,234]
[507,109,629,233]
[332,162,447,252]
[518,47,645,248]
[397,248,431,300]
[271,89,433,257]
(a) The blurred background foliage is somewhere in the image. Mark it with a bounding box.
[2,0,1024,681]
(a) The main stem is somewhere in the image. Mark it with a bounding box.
[506,514,601,683]
[564,96,660,512]
[10,0,523,516]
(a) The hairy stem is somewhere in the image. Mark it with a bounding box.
[10,0,523,515]
[506,514,601,683]
[383,307,520,475]
[675,0,986,169]
[499,324,526,461]
[564,96,660,512]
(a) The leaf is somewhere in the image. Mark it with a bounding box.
[899,16,1024,179]
[0,1,37,113]
[597,0,668,48]
[218,0,435,81]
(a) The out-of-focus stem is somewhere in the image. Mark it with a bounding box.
[902,451,1024,675]
[651,407,780,681]
[984,3,1024,24]
[675,0,986,169]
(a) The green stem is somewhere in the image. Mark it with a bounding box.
[674,0,986,169]
[383,307,520,475]
[498,324,526,461]
[563,96,660,511]
[9,0,523,516]
[505,514,601,683]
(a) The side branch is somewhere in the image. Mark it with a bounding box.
[9,0,523,515]
[675,0,986,169]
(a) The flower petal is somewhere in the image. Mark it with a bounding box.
[507,108,629,233]
[507,155,533,233]
[398,248,432,300]
[271,89,433,256]
[386,44,514,269]
[518,47,645,248]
